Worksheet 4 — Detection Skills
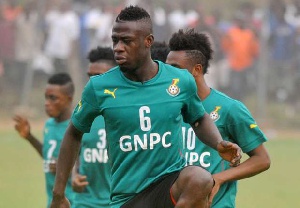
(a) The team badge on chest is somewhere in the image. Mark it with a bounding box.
[210,106,221,122]
[167,78,180,96]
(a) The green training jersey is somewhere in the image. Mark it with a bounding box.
[43,118,74,208]
[72,61,205,207]
[182,89,268,208]
[72,116,110,208]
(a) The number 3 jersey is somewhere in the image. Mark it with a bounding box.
[42,118,74,208]
[182,89,268,208]
[72,116,111,208]
[71,61,206,207]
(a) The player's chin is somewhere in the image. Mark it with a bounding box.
[45,109,56,118]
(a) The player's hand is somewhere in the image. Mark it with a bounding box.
[49,158,57,174]
[72,174,89,192]
[50,195,70,208]
[208,175,222,207]
[13,115,31,139]
[217,140,241,167]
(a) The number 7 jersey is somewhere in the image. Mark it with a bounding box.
[43,118,74,207]
[72,61,206,207]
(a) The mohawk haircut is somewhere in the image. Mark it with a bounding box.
[87,47,116,65]
[116,5,152,33]
[168,29,213,74]
[48,73,74,96]
[151,41,170,62]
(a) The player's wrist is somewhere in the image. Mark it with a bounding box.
[216,140,223,151]
[52,191,65,200]
[25,133,34,141]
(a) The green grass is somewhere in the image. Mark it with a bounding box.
[0,127,46,208]
[236,138,300,208]
[0,127,299,208]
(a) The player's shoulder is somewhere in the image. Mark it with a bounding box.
[88,66,120,90]
[211,89,246,107]
[90,66,119,81]
[161,61,189,75]
[45,118,70,129]
[159,61,193,85]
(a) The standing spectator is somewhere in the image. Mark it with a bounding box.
[14,2,40,97]
[1,0,22,22]
[268,0,296,103]
[44,1,80,73]
[152,4,169,42]
[222,14,259,101]
[84,0,103,51]
[0,3,15,91]
[194,12,225,89]
[168,2,187,34]
[94,2,114,47]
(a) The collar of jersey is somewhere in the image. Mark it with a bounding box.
[118,61,162,86]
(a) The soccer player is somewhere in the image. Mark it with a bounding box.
[13,73,75,208]
[151,41,169,62]
[166,29,271,208]
[71,47,116,208]
[50,6,241,208]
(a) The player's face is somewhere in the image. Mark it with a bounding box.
[112,21,151,72]
[44,84,71,118]
[166,51,194,73]
[87,62,113,77]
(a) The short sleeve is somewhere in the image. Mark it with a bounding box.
[226,101,268,153]
[72,80,100,133]
[182,73,206,124]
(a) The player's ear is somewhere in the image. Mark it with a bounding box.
[145,34,154,48]
[192,64,203,77]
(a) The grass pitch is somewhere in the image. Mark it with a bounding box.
[1,123,299,208]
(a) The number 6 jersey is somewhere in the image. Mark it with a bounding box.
[71,61,206,207]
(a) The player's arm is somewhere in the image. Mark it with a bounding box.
[71,156,89,193]
[50,122,83,208]
[13,115,43,157]
[191,114,241,166]
[209,144,270,206]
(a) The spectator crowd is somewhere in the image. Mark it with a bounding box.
[1,0,300,116]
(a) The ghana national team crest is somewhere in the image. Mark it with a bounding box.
[167,78,180,97]
[210,106,221,122]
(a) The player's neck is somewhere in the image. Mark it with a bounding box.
[55,109,71,123]
[195,77,210,100]
[124,59,158,83]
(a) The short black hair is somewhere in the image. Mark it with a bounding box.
[48,73,74,96]
[168,29,213,74]
[151,41,170,62]
[87,47,116,65]
[116,5,152,33]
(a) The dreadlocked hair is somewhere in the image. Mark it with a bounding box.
[168,29,213,74]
